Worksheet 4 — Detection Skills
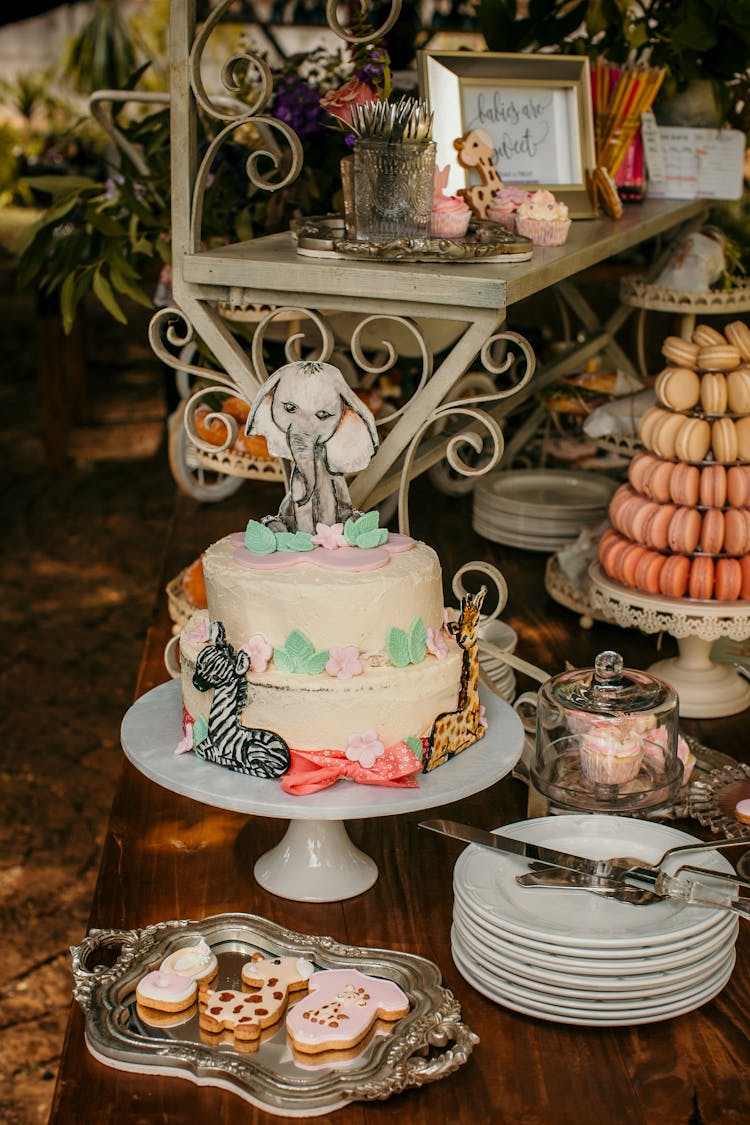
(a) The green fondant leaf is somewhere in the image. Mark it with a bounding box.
[193,715,209,745]
[244,519,277,555]
[275,531,315,552]
[408,616,427,664]
[273,647,295,674]
[386,627,411,667]
[285,630,315,666]
[354,510,380,535]
[357,528,388,549]
[301,650,329,676]
[405,735,424,762]
[343,517,358,545]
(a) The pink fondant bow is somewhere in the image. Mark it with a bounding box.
[280,742,423,795]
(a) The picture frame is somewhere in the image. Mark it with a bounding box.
[417,50,597,219]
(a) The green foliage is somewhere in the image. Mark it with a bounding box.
[405,734,424,761]
[274,630,329,675]
[193,715,209,745]
[275,531,315,552]
[244,520,277,555]
[386,618,427,667]
[344,510,388,548]
[64,0,138,94]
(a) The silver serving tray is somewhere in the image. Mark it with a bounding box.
[291,213,534,263]
[72,912,477,1117]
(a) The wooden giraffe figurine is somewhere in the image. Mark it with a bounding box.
[423,587,487,772]
[454,128,504,219]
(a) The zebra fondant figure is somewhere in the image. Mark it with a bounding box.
[192,621,290,778]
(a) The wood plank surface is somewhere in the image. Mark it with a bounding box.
[49,480,750,1124]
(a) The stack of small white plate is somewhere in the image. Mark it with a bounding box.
[451,814,739,1026]
[477,618,517,701]
[473,469,616,552]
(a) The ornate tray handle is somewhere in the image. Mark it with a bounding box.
[70,914,477,1114]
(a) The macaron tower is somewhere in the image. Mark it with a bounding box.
[599,321,750,601]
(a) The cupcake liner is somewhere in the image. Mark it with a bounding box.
[431,209,472,238]
[516,216,571,246]
[579,745,643,785]
[486,209,516,232]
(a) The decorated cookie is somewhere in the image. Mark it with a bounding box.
[285,968,410,1055]
[239,952,314,1020]
[136,1001,197,1028]
[160,938,218,987]
[735,798,750,824]
[136,969,198,1013]
[199,988,270,1041]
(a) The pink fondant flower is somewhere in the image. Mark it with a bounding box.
[311,522,349,550]
[175,722,194,756]
[326,645,363,679]
[426,625,449,661]
[443,606,458,629]
[479,704,488,730]
[240,633,273,672]
[345,729,385,769]
[187,613,210,643]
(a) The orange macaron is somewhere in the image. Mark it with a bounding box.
[715,558,743,601]
[628,452,660,496]
[644,502,678,551]
[656,367,701,411]
[699,464,727,509]
[689,556,715,600]
[675,416,711,463]
[725,320,750,363]
[727,465,750,508]
[619,543,648,587]
[643,459,675,502]
[700,508,725,555]
[724,508,750,556]
[669,462,700,507]
[700,371,728,415]
[740,557,750,599]
[693,324,726,348]
[712,417,739,463]
[634,550,666,595]
[659,555,691,598]
[668,506,702,554]
[663,336,700,367]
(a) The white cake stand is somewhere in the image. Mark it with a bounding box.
[121,679,524,903]
[589,563,750,719]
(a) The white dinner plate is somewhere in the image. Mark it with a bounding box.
[474,469,617,516]
[452,898,739,977]
[451,938,735,1026]
[452,814,736,949]
[452,916,736,1002]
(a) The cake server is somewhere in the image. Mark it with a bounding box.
[419,818,750,894]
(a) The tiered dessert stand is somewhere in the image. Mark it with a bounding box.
[589,562,750,718]
[121,680,523,902]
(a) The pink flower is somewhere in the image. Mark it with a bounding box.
[345,729,385,768]
[320,77,378,127]
[426,625,449,661]
[187,613,210,643]
[326,646,363,679]
[240,633,273,672]
[311,522,348,550]
[479,704,488,730]
[175,722,194,756]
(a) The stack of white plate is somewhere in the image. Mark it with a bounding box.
[477,618,517,702]
[473,469,616,552]
[451,815,739,1026]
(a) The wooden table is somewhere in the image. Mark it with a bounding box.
[50,482,750,1124]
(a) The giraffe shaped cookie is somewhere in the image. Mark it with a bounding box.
[285,969,409,1054]
[199,954,313,1040]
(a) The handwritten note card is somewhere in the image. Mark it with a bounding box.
[644,124,744,201]
[461,85,582,185]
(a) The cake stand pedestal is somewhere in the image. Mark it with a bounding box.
[589,563,750,718]
[121,680,524,903]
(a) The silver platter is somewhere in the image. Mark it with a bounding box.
[72,912,477,1117]
[291,214,534,263]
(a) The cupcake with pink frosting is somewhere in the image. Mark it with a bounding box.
[579,727,643,785]
[486,187,531,231]
[515,189,571,246]
[431,165,472,238]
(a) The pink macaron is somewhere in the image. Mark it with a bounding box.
[628,452,660,496]
[715,558,742,601]
[669,462,700,507]
[689,556,715,600]
[644,502,678,551]
[727,465,750,508]
[700,508,725,555]
[699,464,727,509]
[724,508,750,556]
[668,506,702,554]
[643,459,675,503]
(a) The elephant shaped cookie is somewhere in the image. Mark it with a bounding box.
[246,360,378,533]
[285,968,410,1054]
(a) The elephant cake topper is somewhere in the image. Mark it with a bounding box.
[246,360,378,534]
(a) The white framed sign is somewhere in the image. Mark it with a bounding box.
[418,51,597,218]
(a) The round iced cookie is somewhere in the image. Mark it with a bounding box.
[725,320,750,363]
[727,369,750,415]
[700,371,728,415]
[697,344,741,372]
[700,464,727,509]
[689,556,715,600]
[160,939,218,986]
[652,411,687,460]
[669,462,700,507]
[659,555,691,599]
[715,558,742,601]
[736,416,750,460]
[668,507,702,555]
[663,336,699,367]
[712,417,739,464]
[675,416,711,463]
[700,508,725,555]
[136,970,198,1012]
[727,465,750,508]
[655,367,700,411]
[693,324,726,348]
